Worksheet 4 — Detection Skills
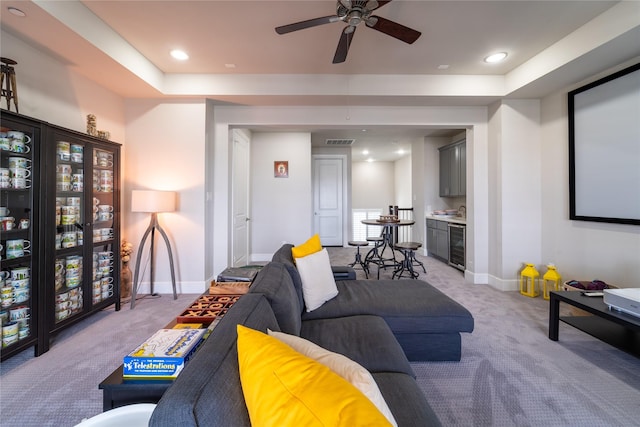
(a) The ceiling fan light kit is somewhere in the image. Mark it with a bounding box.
[275,0,421,64]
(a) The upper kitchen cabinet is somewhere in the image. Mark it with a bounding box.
[439,140,466,197]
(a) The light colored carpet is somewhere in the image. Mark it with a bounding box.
[329,246,640,427]
[1,247,639,426]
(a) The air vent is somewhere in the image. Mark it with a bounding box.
[325,139,355,145]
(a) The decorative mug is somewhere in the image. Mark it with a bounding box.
[6,239,30,259]
[10,267,29,280]
[2,321,19,337]
[0,136,10,151]
[8,157,31,170]
[98,212,113,221]
[9,306,29,322]
[14,288,28,303]
[10,167,30,179]
[11,177,31,189]
[7,131,31,144]
[10,278,29,290]
[57,141,71,160]
[67,197,81,206]
[9,139,30,154]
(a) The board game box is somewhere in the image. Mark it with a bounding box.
[123,328,206,379]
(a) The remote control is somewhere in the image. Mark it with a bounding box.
[581,291,604,297]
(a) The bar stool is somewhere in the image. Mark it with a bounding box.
[1,57,19,113]
[363,236,385,276]
[392,242,426,279]
[347,241,369,278]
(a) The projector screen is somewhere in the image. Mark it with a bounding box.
[568,62,640,225]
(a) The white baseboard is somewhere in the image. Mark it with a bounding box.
[487,275,519,292]
[133,280,209,296]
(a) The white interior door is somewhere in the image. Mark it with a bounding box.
[313,156,344,246]
[231,130,250,266]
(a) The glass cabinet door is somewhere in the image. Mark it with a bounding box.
[91,147,117,307]
[0,115,40,358]
[53,137,86,324]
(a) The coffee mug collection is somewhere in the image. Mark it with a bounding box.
[56,163,83,193]
[0,163,32,191]
[54,255,84,321]
[92,251,115,304]
[56,141,83,163]
[56,287,83,322]
[93,169,114,193]
[1,267,31,348]
[0,130,31,154]
[0,206,29,234]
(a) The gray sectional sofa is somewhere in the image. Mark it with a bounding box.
[150,244,474,427]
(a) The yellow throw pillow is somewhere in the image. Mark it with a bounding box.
[237,325,392,427]
[291,234,322,260]
[268,329,398,426]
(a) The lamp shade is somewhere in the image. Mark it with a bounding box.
[132,190,176,213]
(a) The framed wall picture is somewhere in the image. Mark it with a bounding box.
[274,161,288,178]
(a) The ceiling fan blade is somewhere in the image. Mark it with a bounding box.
[275,15,340,35]
[367,0,392,11]
[333,27,356,64]
[366,15,421,44]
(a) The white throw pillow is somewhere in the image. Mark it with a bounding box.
[268,329,398,427]
[295,248,338,311]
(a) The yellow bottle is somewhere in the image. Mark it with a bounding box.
[542,264,562,300]
[519,263,540,298]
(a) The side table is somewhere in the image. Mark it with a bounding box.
[99,366,174,410]
[99,290,248,411]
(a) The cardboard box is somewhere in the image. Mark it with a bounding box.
[209,281,250,295]
[123,329,206,379]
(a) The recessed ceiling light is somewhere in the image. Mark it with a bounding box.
[362,150,369,155]
[484,52,508,63]
[170,49,189,61]
[437,64,449,70]
[8,7,26,17]
[367,158,374,163]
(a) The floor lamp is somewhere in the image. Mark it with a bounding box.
[130,190,178,309]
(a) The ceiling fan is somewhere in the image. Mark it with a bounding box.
[275,0,421,64]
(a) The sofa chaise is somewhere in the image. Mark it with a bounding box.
[149,244,474,426]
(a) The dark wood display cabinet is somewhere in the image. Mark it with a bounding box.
[0,112,42,361]
[0,110,121,361]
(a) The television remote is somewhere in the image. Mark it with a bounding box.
[581,291,604,297]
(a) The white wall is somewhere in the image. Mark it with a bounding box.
[124,99,207,294]
[487,100,542,291]
[0,30,125,141]
[210,105,490,282]
[352,162,395,210]
[539,65,640,288]
[411,139,426,243]
[250,132,312,260]
[394,155,412,209]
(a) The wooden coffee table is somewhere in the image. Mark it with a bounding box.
[549,290,640,357]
